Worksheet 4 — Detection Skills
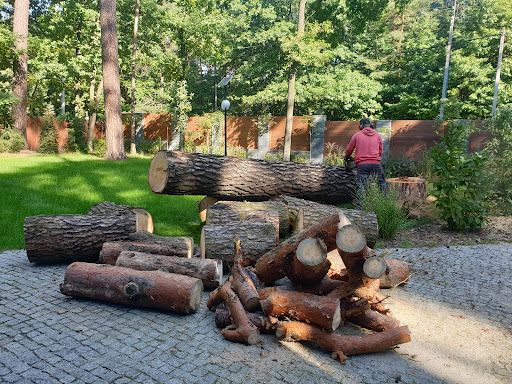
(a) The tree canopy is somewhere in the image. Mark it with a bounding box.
[0,0,510,125]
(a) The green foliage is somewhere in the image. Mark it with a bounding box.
[323,142,345,166]
[37,106,59,155]
[137,138,164,155]
[429,122,489,231]
[0,129,25,153]
[359,177,408,239]
[290,152,309,164]
[484,108,512,214]
[64,114,88,153]
[227,146,248,158]
[92,138,107,158]
[382,155,418,178]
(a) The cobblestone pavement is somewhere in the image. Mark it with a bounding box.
[1,245,511,384]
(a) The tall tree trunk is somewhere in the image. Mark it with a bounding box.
[12,0,29,145]
[130,0,140,155]
[100,0,126,160]
[88,74,103,152]
[283,0,306,161]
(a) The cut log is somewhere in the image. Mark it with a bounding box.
[231,238,260,311]
[126,230,194,253]
[259,289,342,331]
[347,309,400,332]
[24,214,141,264]
[148,151,356,204]
[199,197,218,223]
[201,222,277,268]
[86,201,154,233]
[115,251,222,290]
[379,259,410,288]
[207,281,260,345]
[326,249,349,281]
[207,201,288,238]
[214,309,279,334]
[276,321,411,363]
[99,239,194,265]
[386,177,427,201]
[285,237,330,285]
[59,262,203,313]
[271,195,378,248]
[254,213,341,285]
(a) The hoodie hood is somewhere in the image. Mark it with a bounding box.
[361,127,376,136]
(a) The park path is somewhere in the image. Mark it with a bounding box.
[1,245,511,384]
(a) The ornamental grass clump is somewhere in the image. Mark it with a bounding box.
[429,122,488,231]
[359,177,408,239]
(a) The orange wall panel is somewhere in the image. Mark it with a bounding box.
[269,116,310,151]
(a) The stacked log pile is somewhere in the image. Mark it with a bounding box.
[208,210,411,363]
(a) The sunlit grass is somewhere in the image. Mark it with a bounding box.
[0,153,204,251]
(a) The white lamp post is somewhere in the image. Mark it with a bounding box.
[221,99,230,156]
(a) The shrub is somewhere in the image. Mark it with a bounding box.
[323,142,345,166]
[64,114,88,153]
[137,137,164,155]
[37,106,59,154]
[381,155,417,178]
[429,122,488,230]
[359,177,408,239]
[92,138,106,158]
[0,129,25,153]
[484,108,512,214]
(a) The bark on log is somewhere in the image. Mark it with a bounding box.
[59,262,203,313]
[271,195,378,248]
[254,213,341,285]
[276,321,411,363]
[99,239,194,265]
[115,251,222,290]
[379,259,410,288]
[285,237,330,285]
[24,214,141,264]
[231,239,261,311]
[207,281,261,345]
[347,309,400,332]
[214,309,279,334]
[207,201,289,238]
[199,197,218,223]
[386,177,427,201]
[87,201,154,233]
[201,222,277,268]
[207,207,280,242]
[148,151,355,204]
[259,289,342,331]
[126,230,194,253]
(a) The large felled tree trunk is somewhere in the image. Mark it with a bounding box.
[60,262,203,313]
[12,0,29,144]
[148,151,355,204]
[24,214,143,264]
[100,0,126,160]
[272,195,378,248]
[115,251,222,290]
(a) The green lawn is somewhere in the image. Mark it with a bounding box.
[0,153,204,251]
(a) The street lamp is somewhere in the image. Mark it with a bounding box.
[221,99,230,156]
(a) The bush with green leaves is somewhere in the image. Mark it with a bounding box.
[323,142,345,166]
[484,108,512,214]
[382,155,418,178]
[92,138,106,158]
[359,177,408,239]
[37,106,59,154]
[64,114,88,153]
[0,129,25,153]
[429,122,488,230]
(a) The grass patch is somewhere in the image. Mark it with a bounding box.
[0,153,204,251]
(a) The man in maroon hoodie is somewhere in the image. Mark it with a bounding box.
[345,118,387,203]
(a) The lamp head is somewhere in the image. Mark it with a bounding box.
[221,99,230,111]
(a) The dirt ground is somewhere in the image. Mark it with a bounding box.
[378,199,512,248]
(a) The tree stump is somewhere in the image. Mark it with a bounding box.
[24,214,142,264]
[148,151,356,204]
[115,251,222,290]
[60,262,203,313]
[386,177,427,201]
